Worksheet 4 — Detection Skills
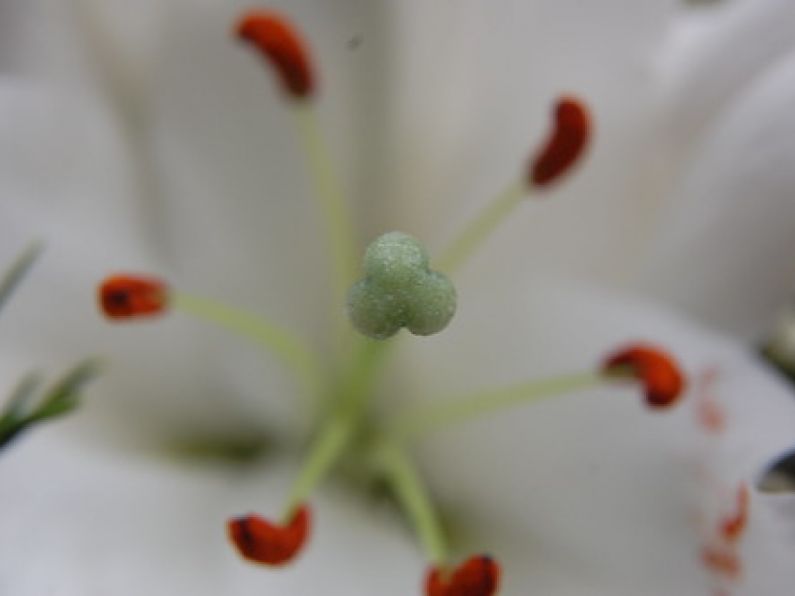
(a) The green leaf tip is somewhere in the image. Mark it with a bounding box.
[0,359,101,451]
[0,241,44,313]
[347,232,457,340]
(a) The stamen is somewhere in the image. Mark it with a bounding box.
[282,415,354,520]
[170,292,322,399]
[292,104,358,330]
[228,505,311,566]
[426,555,501,596]
[720,484,750,543]
[436,96,591,274]
[390,371,606,441]
[529,96,591,188]
[282,338,390,519]
[98,274,167,319]
[348,232,457,339]
[435,181,526,275]
[236,11,314,99]
[375,440,449,565]
[235,9,356,334]
[602,344,685,409]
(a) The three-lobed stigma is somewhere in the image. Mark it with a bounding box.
[347,232,457,340]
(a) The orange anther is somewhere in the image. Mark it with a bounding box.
[98,275,167,320]
[603,343,686,409]
[237,11,315,99]
[228,505,311,566]
[425,555,500,596]
[530,96,591,187]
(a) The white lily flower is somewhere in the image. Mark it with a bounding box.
[0,1,793,595]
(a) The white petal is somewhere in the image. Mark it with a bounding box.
[0,0,405,441]
[642,49,795,340]
[0,81,310,444]
[71,0,392,305]
[394,276,795,594]
[0,0,99,85]
[379,0,683,286]
[0,428,422,596]
[661,0,795,146]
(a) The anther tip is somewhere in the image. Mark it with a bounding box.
[602,343,685,409]
[529,95,591,188]
[425,554,501,596]
[227,505,311,566]
[98,274,168,320]
[235,10,315,100]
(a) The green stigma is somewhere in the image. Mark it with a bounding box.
[347,232,457,340]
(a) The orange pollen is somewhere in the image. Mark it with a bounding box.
[720,484,750,543]
[701,545,742,580]
[602,343,686,409]
[425,555,501,596]
[227,505,311,566]
[236,10,315,99]
[530,96,591,188]
[695,368,727,434]
[697,393,727,434]
[98,275,167,320]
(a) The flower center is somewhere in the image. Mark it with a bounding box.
[94,9,686,596]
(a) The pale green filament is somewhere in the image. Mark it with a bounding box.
[292,103,357,319]
[390,370,608,441]
[282,337,391,518]
[375,440,448,565]
[348,232,457,339]
[283,413,354,520]
[172,292,322,399]
[436,180,527,275]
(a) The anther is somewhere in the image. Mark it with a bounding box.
[529,96,591,188]
[425,555,501,596]
[98,275,168,320]
[236,10,315,99]
[602,344,685,409]
[348,232,457,339]
[227,504,311,566]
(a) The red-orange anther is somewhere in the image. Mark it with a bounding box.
[530,96,591,187]
[98,275,167,320]
[701,545,742,580]
[426,555,500,596]
[721,484,750,543]
[228,505,311,566]
[603,343,686,409]
[236,10,315,99]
